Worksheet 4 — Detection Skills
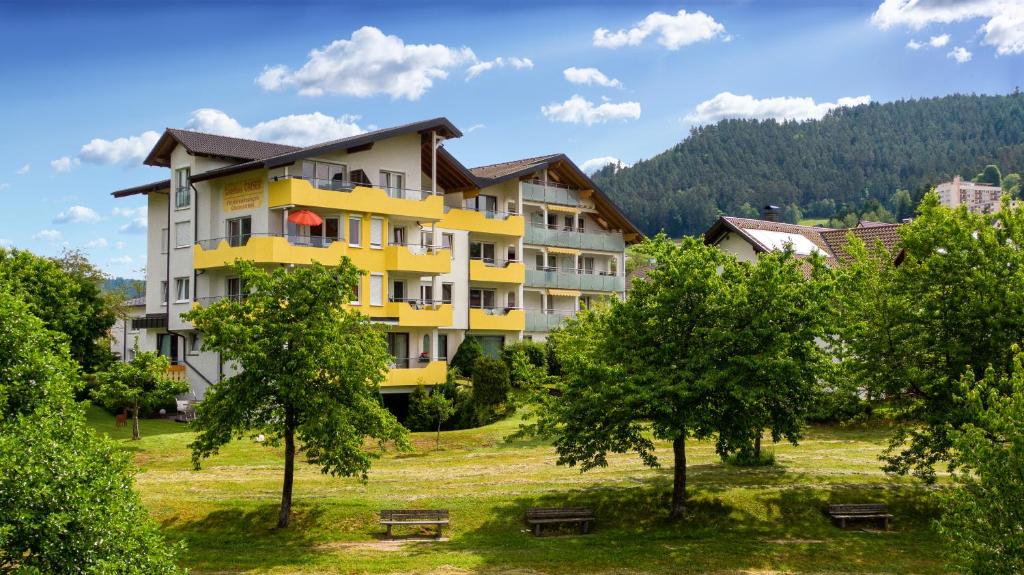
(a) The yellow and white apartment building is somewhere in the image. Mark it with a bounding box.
[113,117,641,401]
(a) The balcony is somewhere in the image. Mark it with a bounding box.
[524,224,625,252]
[268,177,444,221]
[166,364,186,382]
[469,307,525,331]
[525,268,626,293]
[468,258,525,284]
[383,359,448,387]
[385,244,451,274]
[526,310,575,332]
[439,207,524,236]
[371,300,452,327]
[521,181,594,209]
[193,234,348,270]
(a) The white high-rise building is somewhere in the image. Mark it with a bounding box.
[936,175,1004,214]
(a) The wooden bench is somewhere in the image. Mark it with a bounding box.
[525,507,595,536]
[379,509,449,537]
[827,504,893,530]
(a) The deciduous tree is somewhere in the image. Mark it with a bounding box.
[93,350,188,440]
[182,259,407,528]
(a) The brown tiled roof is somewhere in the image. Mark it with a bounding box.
[705,216,902,266]
[469,154,562,181]
[144,129,301,167]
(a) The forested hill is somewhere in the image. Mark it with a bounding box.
[592,93,1024,237]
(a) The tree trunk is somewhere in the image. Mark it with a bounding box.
[278,407,296,528]
[131,402,140,441]
[754,432,762,460]
[669,435,687,519]
[436,421,441,451]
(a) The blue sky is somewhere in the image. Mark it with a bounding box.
[0,0,1020,278]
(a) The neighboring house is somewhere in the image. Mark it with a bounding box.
[111,117,641,401]
[109,296,146,361]
[704,209,902,266]
[936,175,1004,214]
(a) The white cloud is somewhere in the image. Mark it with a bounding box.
[50,156,79,173]
[465,56,533,80]
[948,46,973,62]
[78,131,160,166]
[119,218,148,234]
[580,156,630,174]
[872,0,1024,55]
[465,123,486,133]
[110,255,134,265]
[33,229,62,242]
[15,164,29,175]
[685,92,872,124]
[563,67,622,88]
[541,95,641,125]
[112,206,147,218]
[907,39,924,49]
[86,238,109,249]
[594,8,726,50]
[256,26,475,100]
[114,241,127,250]
[185,109,364,147]
[929,33,950,47]
[54,205,101,224]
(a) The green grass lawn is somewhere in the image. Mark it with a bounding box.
[86,406,953,574]
[798,218,830,227]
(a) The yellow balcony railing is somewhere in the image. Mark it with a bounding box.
[383,360,448,387]
[269,177,445,221]
[469,259,525,284]
[193,234,352,269]
[438,208,524,236]
[385,245,451,274]
[469,308,525,331]
[368,301,452,327]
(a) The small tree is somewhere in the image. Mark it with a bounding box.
[471,356,510,423]
[93,350,188,440]
[937,352,1024,574]
[450,336,484,378]
[973,164,1002,186]
[407,385,455,450]
[501,341,547,388]
[182,259,407,528]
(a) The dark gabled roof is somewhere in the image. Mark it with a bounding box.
[188,117,462,184]
[144,129,301,167]
[469,154,562,182]
[111,178,170,198]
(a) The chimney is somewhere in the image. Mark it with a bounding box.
[762,205,781,222]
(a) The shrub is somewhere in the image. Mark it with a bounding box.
[724,448,776,467]
[450,336,484,378]
[501,341,548,388]
[471,356,510,424]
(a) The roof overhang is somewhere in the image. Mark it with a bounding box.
[111,179,170,198]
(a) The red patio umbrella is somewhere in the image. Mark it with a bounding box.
[288,209,323,226]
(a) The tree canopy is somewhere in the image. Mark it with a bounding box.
[94,350,188,440]
[182,258,407,528]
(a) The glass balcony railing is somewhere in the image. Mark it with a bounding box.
[525,268,625,292]
[521,181,586,207]
[271,175,438,201]
[525,310,575,332]
[524,224,625,252]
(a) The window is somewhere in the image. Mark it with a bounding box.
[507,245,517,262]
[380,170,405,198]
[975,190,982,201]
[325,216,340,242]
[578,216,586,233]
[442,283,453,304]
[160,228,168,254]
[226,217,251,247]
[188,334,201,355]
[580,295,593,310]
[507,291,516,309]
[160,281,168,305]
[302,160,347,190]
[582,257,595,274]
[175,221,192,248]
[157,334,179,365]
[609,257,618,276]
[465,194,498,216]
[507,200,517,215]
[392,280,406,302]
[420,230,433,248]
[370,217,383,248]
[175,168,191,209]
[437,334,448,359]
[469,288,495,309]
[350,277,361,305]
[421,334,431,358]
[369,273,383,306]
[174,277,190,303]
[348,216,362,247]
[420,284,433,302]
[442,233,454,250]
[469,241,495,262]
[227,277,245,301]
[563,215,575,231]
[392,226,406,245]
